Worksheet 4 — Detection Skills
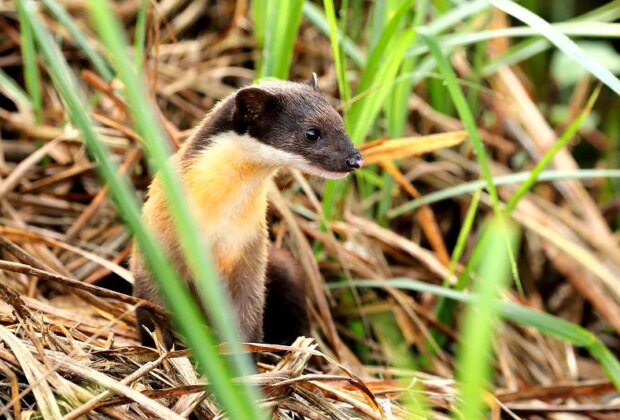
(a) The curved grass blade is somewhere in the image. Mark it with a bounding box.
[421,32,502,215]
[41,0,113,81]
[408,23,620,59]
[506,85,602,211]
[389,169,620,218]
[327,278,620,390]
[488,0,620,95]
[0,68,32,112]
[16,0,42,122]
[302,1,364,66]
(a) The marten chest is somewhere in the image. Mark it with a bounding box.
[182,142,274,276]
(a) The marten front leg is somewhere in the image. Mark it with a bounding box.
[132,253,177,349]
[263,247,309,344]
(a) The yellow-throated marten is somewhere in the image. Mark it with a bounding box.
[131,74,363,347]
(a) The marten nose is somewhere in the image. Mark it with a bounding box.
[346,153,364,169]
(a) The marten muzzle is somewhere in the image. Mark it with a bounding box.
[346,152,364,170]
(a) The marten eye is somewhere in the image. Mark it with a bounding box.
[305,128,321,141]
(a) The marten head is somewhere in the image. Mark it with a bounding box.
[229,75,363,178]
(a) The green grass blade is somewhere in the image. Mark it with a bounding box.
[85,2,264,417]
[134,0,148,71]
[429,188,482,350]
[408,23,620,60]
[41,0,113,81]
[257,0,304,79]
[17,0,42,122]
[421,33,502,215]
[302,1,364,66]
[20,2,263,418]
[483,38,550,77]
[489,0,620,95]
[426,0,489,34]
[577,0,620,21]
[348,28,416,144]
[252,0,266,45]
[455,216,520,419]
[323,0,350,107]
[347,0,414,131]
[448,188,482,276]
[0,67,32,111]
[388,169,620,218]
[327,278,620,390]
[386,0,428,137]
[482,0,620,76]
[506,85,602,211]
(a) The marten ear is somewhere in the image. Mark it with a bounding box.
[235,87,276,124]
[306,72,320,92]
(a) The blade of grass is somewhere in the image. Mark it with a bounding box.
[0,68,32,112]
[386,0,428,138]
[252,0,266,76]
[388,169,620,217]
[448,188,482,277]
[327,278,620,390]
[21,1,263,418]
[41,0,113,81]
[426,0,489,34]
[455,216,520,419]
[429,188,482,350]
[323,0,350,108]
[506,84,602,211]
[488,0,620,95]
[134,0,148,71]
[256,0,304,79]
[421,32,502,215]
[85,3,264,417]
[369,310,429,418]
[346,0,415,143]
[349,29,417,144]
[408,22,620,59]
[17,0,42,123]
[302,1,364,66]
[482,0,620,76]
